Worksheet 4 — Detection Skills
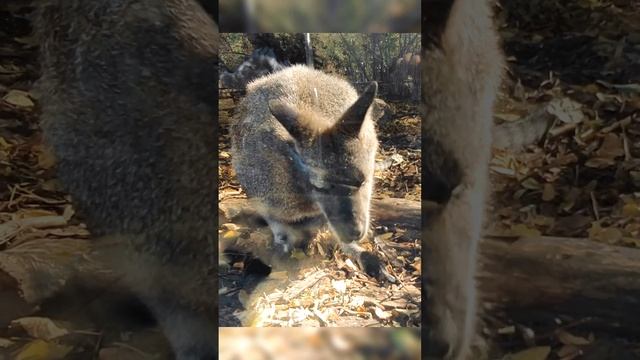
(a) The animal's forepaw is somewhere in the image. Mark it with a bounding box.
[357,251,395,282]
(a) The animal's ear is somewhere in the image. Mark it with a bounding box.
[268,100,311,142]
[336,81,377,136]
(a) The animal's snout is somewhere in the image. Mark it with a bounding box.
[331,221,367,243]
[349,227,366,241]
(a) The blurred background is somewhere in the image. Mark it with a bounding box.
[218,0,420,33]
[219,328,421,360]
[219,33,421,100]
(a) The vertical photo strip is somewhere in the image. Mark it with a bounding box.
[218,32,422,327]
[218,1,422,359]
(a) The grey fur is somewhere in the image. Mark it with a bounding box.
[230,65,379,265]
[422,0,504,359]
[34,0,218,358]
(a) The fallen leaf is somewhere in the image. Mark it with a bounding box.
[498,325,516,335]
[542,183,556,201]
[595,133,624,159]
[332,279,347,293]
[0,338,14,348]
[3,90,35,108]
[622,203,640,217]
[521,177,542,190]
[222,230,239,240]
[588,223,623,244]
[510,346,551,360]
[585,157,616,168]
[509,224,541,237]
[391,153,404,164]
[556,329,591,346]
[13,339,72,360]
[546,98,584,124]
[99,347,148,360]
[11,317,70,340]
[374,307,393,320]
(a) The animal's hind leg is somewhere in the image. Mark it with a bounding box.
[263,217,314,256]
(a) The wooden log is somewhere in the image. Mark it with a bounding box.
[220,197,640,334]
[480,236,640,334]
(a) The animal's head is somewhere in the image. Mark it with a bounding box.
[269,82,378,243]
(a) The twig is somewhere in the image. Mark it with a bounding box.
[590,191,600,221]
[549,122,578,138]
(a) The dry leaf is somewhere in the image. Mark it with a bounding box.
[542,183,556,201]
[521,177,542,190]
[36,146,57,170]
[332,279,347,293]
[509,224,542,237]
[546,98,584,124]
[585,157,616,168]
[495,113,521,122]
[0,338,14,348]
[3,90,35,108]
[373,307,393,320]
[622,203,640,217]
[0,239,91,303]
[391,153,404,164]
[556,329,591,346]
[99,347,148,360]
[510,346,551,360]
[13,339,73,360]
[588,223,623,244]
[595,133,624,159]
[11,317,69,340]
[498,325,516,335]
[222,230,240,240]
[556,344,582,359]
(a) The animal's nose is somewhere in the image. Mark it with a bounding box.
[349,227,365,241]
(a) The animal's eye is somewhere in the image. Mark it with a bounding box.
[311,183,332,192]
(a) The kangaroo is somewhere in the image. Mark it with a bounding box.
[230,65,381,274]
[422,0,504,359]
[34,1,218,358]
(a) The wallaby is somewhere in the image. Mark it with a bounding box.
[34,1,218,359]
[422,0,503,359]
[230,65,381,274]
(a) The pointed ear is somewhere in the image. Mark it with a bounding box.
[268,100,310,142]
[336,81,377,136]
